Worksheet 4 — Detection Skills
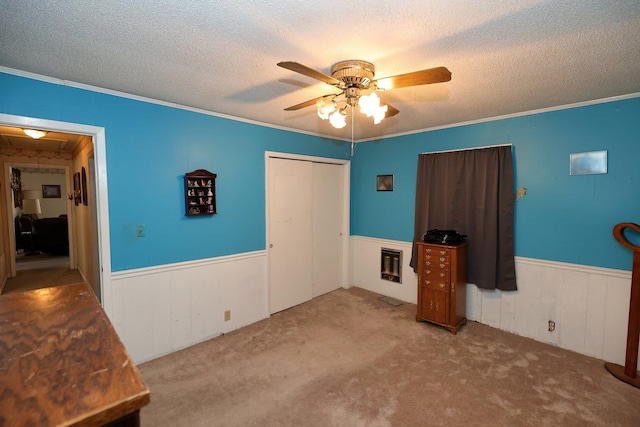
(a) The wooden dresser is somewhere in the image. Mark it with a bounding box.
[0,282,150,426]
[416,242,468,334]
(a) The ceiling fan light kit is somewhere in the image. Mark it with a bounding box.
[278,59,451,129]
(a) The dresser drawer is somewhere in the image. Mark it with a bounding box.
[423,258,450,271]
[423,247,450,257]
[423,268,450,282]
[423,278,450,293]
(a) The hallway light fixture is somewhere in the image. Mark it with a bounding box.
[23,129,48,139]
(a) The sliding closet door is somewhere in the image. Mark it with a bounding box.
[268,156,345,314]
[268,158,313,314]
[312,162,343,297]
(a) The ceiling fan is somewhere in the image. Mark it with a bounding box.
[277,60,451,128]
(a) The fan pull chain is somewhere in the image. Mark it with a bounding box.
[351,106,355,156]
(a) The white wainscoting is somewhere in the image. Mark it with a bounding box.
[109,250,268,364]
[351,236,637,369]
[351,236,418,304]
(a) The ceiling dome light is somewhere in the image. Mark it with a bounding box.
[23,129,48,139]
[329,109,347,129]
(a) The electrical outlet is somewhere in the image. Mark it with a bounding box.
[136,224,145,237]
[548,320,556,332]
[224,310,231,321]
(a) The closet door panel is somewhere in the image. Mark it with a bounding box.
[268,158,313,314]
[312,162,343,297]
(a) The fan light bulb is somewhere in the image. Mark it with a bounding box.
[329,109,347,129]
[316,98,335,120]
[359,92,380,117]
[372,104,388,124]
[359,93,387,124]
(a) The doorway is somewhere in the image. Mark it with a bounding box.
[11,164,73,276]
[266,152,350,314]
[0,114,113,315]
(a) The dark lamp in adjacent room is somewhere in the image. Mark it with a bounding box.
[22,189,42,220]
[22,198,41,218]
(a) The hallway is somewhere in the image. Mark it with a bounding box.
[2,254,83,295]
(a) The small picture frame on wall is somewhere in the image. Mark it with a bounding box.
[570,150,607,175]
[42,184,61,198]
[73,172,81,206]
[377,175,394,191]
[81,167,88,205]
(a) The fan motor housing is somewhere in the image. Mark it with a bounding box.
[331,60,375,88]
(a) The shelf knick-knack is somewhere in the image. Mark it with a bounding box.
[184,169,217,216]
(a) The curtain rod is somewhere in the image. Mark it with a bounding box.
[422,143,512,155]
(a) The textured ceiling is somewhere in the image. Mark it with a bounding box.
[1,1,639,141]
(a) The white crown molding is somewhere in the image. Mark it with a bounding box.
[3,66,638,144]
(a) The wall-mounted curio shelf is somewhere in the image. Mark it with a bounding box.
[184,169,216,216]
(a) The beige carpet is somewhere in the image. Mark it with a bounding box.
[139,287,640,427]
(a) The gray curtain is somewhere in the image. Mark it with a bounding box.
[410,146,517,291]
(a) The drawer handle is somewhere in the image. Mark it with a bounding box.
[426,270,431,275]
[440,273,445,277]
[426,280,431,285]
[426,261,431,266]
[440,251,446,255]
[439,264,445,268]
[439,283,445,289]
[426,249,432,253]
[425,255,432,260]
[440,257,446,262]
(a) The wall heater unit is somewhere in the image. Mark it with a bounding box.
[381,248,402,283]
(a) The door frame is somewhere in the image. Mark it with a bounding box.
[0,113,113,316]
[265,151,351,312]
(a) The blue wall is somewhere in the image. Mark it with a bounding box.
[352,98,640,271]
[2,72,639,272]
[0,72,350,271]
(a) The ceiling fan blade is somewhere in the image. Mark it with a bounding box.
[278,61,341,86]
[373,66,451,90]
[383,103,400,118]
[284,96,327,111]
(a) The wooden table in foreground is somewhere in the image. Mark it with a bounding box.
[0,282,150,426]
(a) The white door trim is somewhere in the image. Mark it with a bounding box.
[265,151,351,312]
[0,113,113,317]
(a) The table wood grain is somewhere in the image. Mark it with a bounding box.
[0,282,150,426]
